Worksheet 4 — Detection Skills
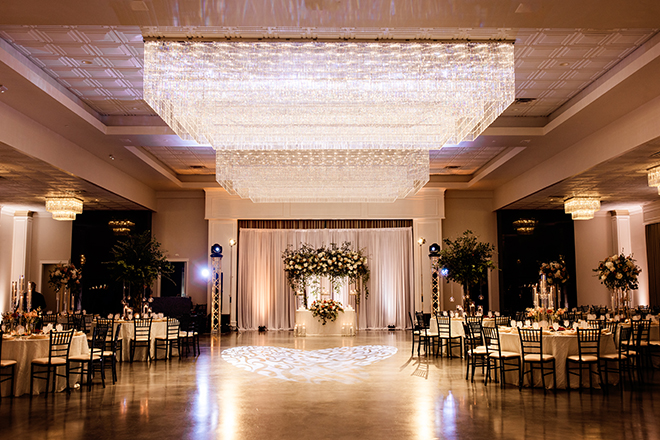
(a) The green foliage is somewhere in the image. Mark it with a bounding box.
[436,230,496,297]
[106,231,174,290]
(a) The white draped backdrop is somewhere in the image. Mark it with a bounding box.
[237,228,414,330]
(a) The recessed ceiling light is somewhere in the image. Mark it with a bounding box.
[559,62,570,67]
[0,85,8,93]
[109,155,115,160]
[81,60,93,65]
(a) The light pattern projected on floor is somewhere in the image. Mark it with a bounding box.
[221,345,398,384]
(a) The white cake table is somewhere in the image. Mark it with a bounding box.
[295,309,356,336]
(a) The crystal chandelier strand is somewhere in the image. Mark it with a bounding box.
[216,149,429,203]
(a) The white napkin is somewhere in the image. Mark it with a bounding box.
[495,311,501,317]
[510,319,517,328]
[532,322,539,329]
[56,324,63,332]
[517,321,523,328]
[43,323,53,334]
[443,311,448,317]
[573,322,579,330]
[564,320,570,328]
[553,322,559,331]
[108,314,113,319]
[633,315,641,321]
[605,313,610,319]
[488,311,493,317]
[524,320,531,327]
[114,314,120,320]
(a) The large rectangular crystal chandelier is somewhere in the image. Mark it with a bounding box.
[143,40,515,203]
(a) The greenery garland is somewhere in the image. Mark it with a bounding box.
[282,241,370,307]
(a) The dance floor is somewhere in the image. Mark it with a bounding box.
[1,331,659,440]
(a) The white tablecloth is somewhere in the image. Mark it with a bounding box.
[98,320,168,361]
[1,333,89,396]
[499,329,617,389]
[295,309,356,336]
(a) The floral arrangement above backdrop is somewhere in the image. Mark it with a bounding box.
[594,253,641,291]
[282,242,370,305]
[48,262,82,294]
[539,258,568,285]
[309,299,344,325]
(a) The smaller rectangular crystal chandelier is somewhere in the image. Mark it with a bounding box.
[648,165,660,194]
[45,197,83,221]
[216,149,429,203]
[564,197,600,220]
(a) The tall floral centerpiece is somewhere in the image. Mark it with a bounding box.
[106,231,173,314]
[436,230,495,314]
[594,253,641,315]
[49,262,82,313]
[283,242,370,309]
[539,258,568,308]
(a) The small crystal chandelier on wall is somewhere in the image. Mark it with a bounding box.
[45,197,83,221]
[144,39,515,203]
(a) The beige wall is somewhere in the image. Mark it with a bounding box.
[573,213,612,306]
[0,209,14,312]
[0,209,72,313]
[574,210,649,307]
[152,191,209,306]
[440,190,499,311]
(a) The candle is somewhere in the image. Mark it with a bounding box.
[27,281,33,312]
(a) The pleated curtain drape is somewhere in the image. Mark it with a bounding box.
[237,228,414,330]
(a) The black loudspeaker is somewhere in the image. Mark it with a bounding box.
[221,314,231,333]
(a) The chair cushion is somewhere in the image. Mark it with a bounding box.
[649,340,660,346]
[468,347,488,355]
[69,354,101,361]
[490,351,520,359]
[101,351,115,357]
[133,337,150,342]
[1,359,17,367]
[32,357,67,365]
[600,353,627,360]
[522,353,554,362]
[567,354,598,362]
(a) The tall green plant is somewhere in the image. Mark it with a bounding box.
[436,230,495,309]
[107,231,174,298]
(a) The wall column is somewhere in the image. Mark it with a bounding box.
[11,211,33,282]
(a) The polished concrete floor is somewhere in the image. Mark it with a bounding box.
[1,331,659,440]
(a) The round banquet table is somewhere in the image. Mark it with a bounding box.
[92,319,168,361]
[1,333,89,397]
[294,309,356,336]
[498,328,617,389]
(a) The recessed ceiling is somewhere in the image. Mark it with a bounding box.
[0,2,659,211]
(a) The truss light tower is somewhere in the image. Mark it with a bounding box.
[210,243,223,334]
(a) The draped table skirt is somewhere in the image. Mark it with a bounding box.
[1,333,89,396]
[294,310,356,336]
[499,329,617,389]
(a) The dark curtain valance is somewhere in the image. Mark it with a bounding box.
[238,219,412,230]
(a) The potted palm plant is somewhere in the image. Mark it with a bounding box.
[436,230,496,314]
